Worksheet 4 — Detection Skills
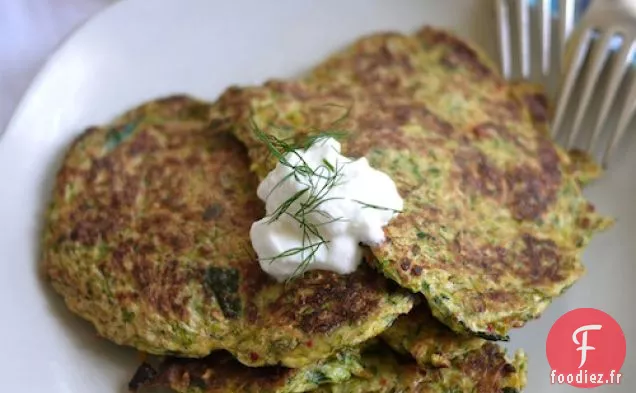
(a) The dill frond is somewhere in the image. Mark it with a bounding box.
[352,200,402,214]
[250,111,397,282]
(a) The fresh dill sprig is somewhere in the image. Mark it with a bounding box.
[251,118,347,282]
[352,200,403,214]
[266,187,309,224]
[262,240,328,264]
[250,107,397,282]
[302,131,348,150]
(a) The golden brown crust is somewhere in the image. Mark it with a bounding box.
[269,268,383,334]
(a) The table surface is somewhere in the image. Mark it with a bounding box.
[0,0,110,133]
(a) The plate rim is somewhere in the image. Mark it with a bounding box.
[0,0,123,144]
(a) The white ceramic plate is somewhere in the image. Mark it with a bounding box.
[0,0,633,392]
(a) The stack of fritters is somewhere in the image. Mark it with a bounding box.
[43,26,611,393]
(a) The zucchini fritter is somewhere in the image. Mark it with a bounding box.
[381,304,485,368]
[132,343,526,393]
[130,349,364,393]
[381,303,526,393]
[212,26,612,339]
[43,96,414,366]
[316,344,526,393]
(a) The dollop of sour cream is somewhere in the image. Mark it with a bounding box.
[250,137,403,282]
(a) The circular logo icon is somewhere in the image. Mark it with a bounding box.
[546,308,626,388]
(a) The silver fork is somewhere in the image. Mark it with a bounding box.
[495,0,577,81]
[554,0,636,166]
[496,0,636,166]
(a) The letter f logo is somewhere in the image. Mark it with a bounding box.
[572,324,603,368]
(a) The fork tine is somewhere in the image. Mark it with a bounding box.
[566,31,615,148]
[552,28,595,139]
[516,0,531,78]
[602,68,636,166]
[539,0,551,77]
[496,0,512,79]
[587,40,636,152]
[558,0,576,70]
